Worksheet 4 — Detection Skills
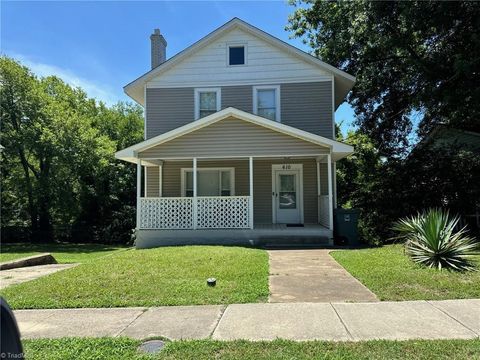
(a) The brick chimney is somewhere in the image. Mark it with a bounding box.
[150,28,167,69]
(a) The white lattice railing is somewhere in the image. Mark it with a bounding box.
[140,197,193,229]
[139,196,251,230]
[318,195,330,228]
[197,196,250,229]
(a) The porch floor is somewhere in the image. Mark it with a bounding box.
[136,224,332,249]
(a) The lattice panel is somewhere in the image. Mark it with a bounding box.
[140,197,193,229]
[196,196,250,229]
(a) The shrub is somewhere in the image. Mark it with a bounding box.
[392,208,479,271]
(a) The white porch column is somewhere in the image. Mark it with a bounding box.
[159,163,163,197]
[136,159,142,230]
[316,159,321,224]
[144,166,147,197]
[333,161,337,209]
[327,154,334,231]
[249,156,254,229]
[192,158,197,230]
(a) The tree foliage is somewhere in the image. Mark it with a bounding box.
[288,1,480,158]
[0,57,143,243]
[290,2,480,243]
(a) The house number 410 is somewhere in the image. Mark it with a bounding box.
[282,164,292,170]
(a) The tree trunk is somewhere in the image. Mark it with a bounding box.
[36,157,53,242]
[17,147,38,237]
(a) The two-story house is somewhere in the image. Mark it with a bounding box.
[115,18,354,248]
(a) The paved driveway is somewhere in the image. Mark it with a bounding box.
[268,249,378,302]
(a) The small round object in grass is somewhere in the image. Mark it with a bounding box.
[138,340,165,354]
[207,277,216,286]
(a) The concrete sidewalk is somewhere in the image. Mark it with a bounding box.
[14,299,480,341]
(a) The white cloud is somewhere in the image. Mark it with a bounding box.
[7,53,122,106]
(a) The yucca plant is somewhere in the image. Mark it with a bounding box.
[392,209,480,271]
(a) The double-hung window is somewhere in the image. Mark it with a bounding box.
[195,88,221,120]
[182,168,234,197]
[253,85,280,122]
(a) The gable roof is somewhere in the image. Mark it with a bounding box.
[124,18,355,108]
[115,107,354,163]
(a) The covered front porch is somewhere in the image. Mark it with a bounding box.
[136,155,334,248]
[115,107,353,248]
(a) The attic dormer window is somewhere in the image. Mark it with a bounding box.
[228,45,245,66]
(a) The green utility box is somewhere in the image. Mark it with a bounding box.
[334,208,360,246]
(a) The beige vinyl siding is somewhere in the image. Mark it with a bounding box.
[281,82,332,138]
[145,166,160,197]
[158,158,322,224]
[146,88,194,139]
[139,117,328,159]
[319,162,328,195]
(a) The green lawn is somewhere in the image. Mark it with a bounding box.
[331,244,480,301]
[0,243,125,263]
[1,246,269,309]
[23,338,480,360]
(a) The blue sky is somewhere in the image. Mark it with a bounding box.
[1,1,355,132]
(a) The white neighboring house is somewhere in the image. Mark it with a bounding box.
[115,18,355,248]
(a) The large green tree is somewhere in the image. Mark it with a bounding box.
[288,1,480,158]
[0,57,143,243]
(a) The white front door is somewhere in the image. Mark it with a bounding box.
[273,167,303,224]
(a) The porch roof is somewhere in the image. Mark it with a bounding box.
[115,107,354,163]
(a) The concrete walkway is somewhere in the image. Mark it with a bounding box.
[268,249,378,302]
[14,299,480,341]
[0,264,77,289]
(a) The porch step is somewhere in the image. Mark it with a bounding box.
[263,236,331,249]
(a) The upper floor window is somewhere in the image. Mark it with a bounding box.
[228,45,246,66]
[253,85,280,122]
[194,88,221,119]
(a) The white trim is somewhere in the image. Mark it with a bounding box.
[124,18,355,106]
[136,160,142,230]
[181,167,235,197]
[331,76,335,139]
[249,157,254,229]
[271,164,304,224]
[143,85,147,140]
[227,42,247,67]
[253,85,281,122]
[327,154,333,231]
[333,161,337,209]
[140,153,328,161]
[144,166,147,197]
[192,158,197,230]
[194,88,221,120]
[316,160,321,223]
[146,76,331,89]
[115,108,354,163]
